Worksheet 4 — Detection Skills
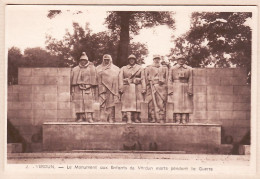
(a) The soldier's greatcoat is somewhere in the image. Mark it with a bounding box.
[168,64,193,113]
[71,62,98,113]
[145,63,168,118]
[96,56,120,109]
[119,64,146,112]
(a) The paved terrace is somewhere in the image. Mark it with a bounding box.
[7,152,250,166]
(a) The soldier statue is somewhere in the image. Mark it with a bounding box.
[118,54,146,123]
[71,52,98,122]
[168,57,193,124]
[145,55,168,123]
[96,54,120,123]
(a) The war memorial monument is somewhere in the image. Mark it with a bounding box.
[7,52,251,155]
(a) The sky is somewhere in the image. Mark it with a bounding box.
[6,5,192,66]
[6,5,254,66]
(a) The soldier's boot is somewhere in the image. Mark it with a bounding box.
[182,113,189,124]
[108,116,114,123]
[108,107,115,123]
[175,113,181,124]
[150,112,156,123]
[122,112,127,122]
[100,108,106,122]
[155,111,160,123]
[126,112,132,124]
[87,113,94,123]
[181,113,187,124]
[77,113,85,122]
[156,116,160,123]
[134,112,141,123]
[186,114,190,123]
[159,113,165,123]
[75,113,79,122]
[75,113,81,122]
[158,110,165,123]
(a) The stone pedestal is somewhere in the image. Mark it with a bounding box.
[238,145,250,155]
[43,122,221,153]
[7,143,23,153]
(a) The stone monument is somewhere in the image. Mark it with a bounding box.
[7,53,250,154]
[42,53,223,153]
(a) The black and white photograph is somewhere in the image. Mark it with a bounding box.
[1,2,259,178]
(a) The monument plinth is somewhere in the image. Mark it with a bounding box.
[43,122,221,153]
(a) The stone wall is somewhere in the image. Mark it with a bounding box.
[7,68,74,148]
[191,68,250,144]
[7,67,250,150]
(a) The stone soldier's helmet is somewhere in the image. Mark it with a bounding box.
[102,54,112,65]
[80,52,88,61]
[161,59,167,65]
[128,54,136,60]
[103,54,111,60]
[177,57,186,61]
[174,53,186,61]
[153,54,161,60]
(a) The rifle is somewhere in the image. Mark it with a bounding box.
[149,81,160,121]
[82,89,86,120]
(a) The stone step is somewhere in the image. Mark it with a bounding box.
[7,151,249,161]
[20,144,234,154]
[238,145,250,155]
[7,143,23,153]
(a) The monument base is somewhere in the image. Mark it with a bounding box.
[43,122,222,153]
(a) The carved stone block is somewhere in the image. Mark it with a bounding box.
[115,102,122,122]
[166,102,174,123]
[140,102,148,122]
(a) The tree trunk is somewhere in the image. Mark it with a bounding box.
[116,12,131,67]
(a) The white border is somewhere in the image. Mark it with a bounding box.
[1,1,259,179]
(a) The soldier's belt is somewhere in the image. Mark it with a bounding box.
[123,78,141,85]
[151,79,159,84]
[173,79,188,83]
[123,81,130,85]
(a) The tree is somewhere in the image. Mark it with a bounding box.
[23,47,63,67]
[128,42,148,64]
[47,10,61,19]
[47,10,175,67]
[105,11,175,67]
[168,32,210,67]
[8,47,23,84]
[168,12,252,72]
[46,22,118,67]
[8,46,66,84]
[45,22,149,67]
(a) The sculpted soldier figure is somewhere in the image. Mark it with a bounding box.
[168,57,193,124]
[71,52,98,122]
[118,54,146,123]
[96,54,120,123]
[145,55,168,123]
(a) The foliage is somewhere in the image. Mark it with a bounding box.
[46,22,117,66]
[46,10,174,67]
[45,22,148,67]
[23,47,64,67]
[8,47,23,84]
[47,10,82,19]
[168,12,252,71]
[8,47,64,84]
[47,10,62,19]
[105,11,175,36]
[128,42,148,64]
